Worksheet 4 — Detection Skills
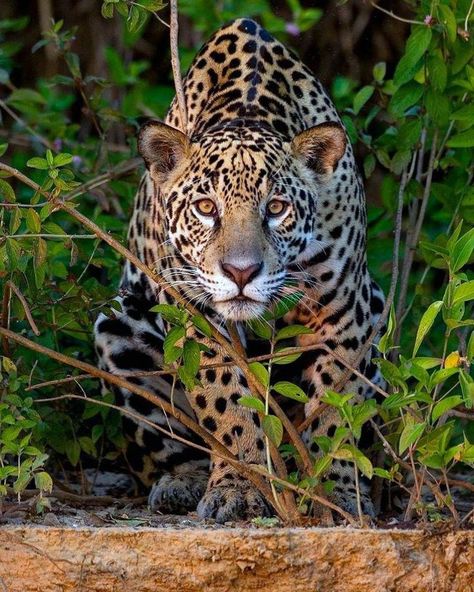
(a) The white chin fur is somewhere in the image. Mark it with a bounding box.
[214,300,266,321]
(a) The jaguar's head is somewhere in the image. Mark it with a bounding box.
[138,121,346,321]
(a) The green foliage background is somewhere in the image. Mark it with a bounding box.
[0,0,473,519]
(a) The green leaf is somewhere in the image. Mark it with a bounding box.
[447,129,474,149]
[177,366,196,391]
[377,304,396,354]
[413,301,443,356]
[275,324,313,341]
[459,370,474,409]
[272,349,302,365]
[26,157,49,170]
[0,179,15,202]
[78,436,97,457]
[238,396,265,413]
[191,315,212,338]
[321,390,353,409]
[399,422,426,454]
[438,4,457,44]
[183,339,201,377]
[393,26,432,87]
[425,89,449,126]
[373,62,386,83]
[452,281,474,306]
[25,208,41,233]
[1,425,22,442]
[8,88,46,106]
[65,440,81,466]
[432,395,463,422]
[101,2,115,18]
[272,381,309,403]
[0,143,8,157]
[150,303,186,325]
[427,54,447,92]
[163,326,185,364]
[451,228,474,272]
[248,318,272,339]
[248,362,269,388]
[450,105,474,122]
[467,331,474,363]
[353,85,374,115]
[5,238,20,268]
[262,415,283,447]
[53,153,73,167]
[373,468,392,480]
[270,292,303,319]
[388,82,423,117]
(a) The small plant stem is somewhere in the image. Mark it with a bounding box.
[395,130,439,340]
[4,234,97,240]
[169,0,188,132]
[353,457,364,527]
[265,327,287,518]
[464,0,474,31]
[0,325,280,516]
[0,98,53,150]
[369,2,426,25]
[1,282,11,358]
[4,281,40,336]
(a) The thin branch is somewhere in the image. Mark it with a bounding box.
[169,0,188,132]
[4,234,97,240]
[465,0,474,32]
[4,281,40,336]
[395,130,438,335]
[1,282,11,358]
[0,98,53,150]
[369,2,426,26]
[6,486,146,507]
[0,325,287,519]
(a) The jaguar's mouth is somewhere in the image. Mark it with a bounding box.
[213,297,267,321]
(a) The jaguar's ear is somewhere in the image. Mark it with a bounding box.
[138,121,190,179]
[292,122,346,179]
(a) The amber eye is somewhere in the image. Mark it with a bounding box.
[195,199,217,217]
[266,199,288,217]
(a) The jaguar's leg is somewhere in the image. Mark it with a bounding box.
[94,298,209,514]
[186,340,271,522]
[301,348,377,518]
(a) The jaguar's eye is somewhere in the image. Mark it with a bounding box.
[266,199,288,218]
[195,198,217,217]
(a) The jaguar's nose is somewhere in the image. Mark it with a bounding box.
[221,261,263,291]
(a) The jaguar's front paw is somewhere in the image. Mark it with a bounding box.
[197,480,271,523]
[148,470,208,514]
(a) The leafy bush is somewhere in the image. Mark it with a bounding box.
[0,1,472,524]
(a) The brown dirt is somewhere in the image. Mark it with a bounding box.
[1,524,473,592]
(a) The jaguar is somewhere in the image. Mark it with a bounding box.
[94,17,385,523]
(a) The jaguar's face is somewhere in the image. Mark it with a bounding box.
[138,122,346,321]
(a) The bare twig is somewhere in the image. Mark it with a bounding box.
[369,2,426,26]
[464,0,474,32]
[4,281,40,336]
[0,325,287,519]
[1,282,11,358]
[6,486,146,507]
[169,0,188,132]
[0,98,53,150]
[395,130,438,337]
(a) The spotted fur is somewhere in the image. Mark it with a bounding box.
[94,18,385,521]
